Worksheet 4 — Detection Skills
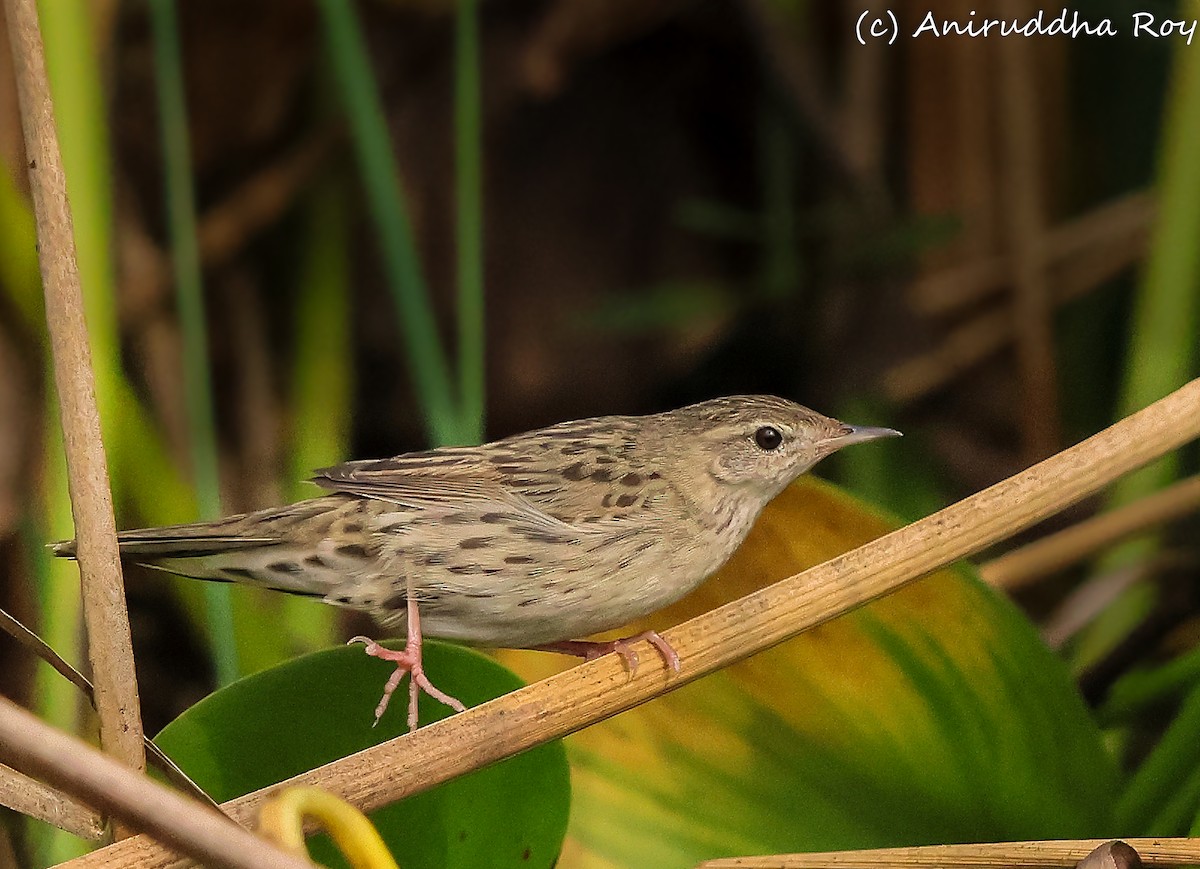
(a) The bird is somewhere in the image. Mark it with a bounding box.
[53,396,900,730]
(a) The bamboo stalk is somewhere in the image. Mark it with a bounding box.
[0,697,313,869]
[695,838,1199,869]
[58,378,1200,869]
[982,475,1200,589]
[3,0,144,772]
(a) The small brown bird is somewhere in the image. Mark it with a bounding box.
[54,396,899,729]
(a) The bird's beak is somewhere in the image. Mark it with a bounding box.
[820,423,903,452]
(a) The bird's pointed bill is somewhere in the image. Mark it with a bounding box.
[825,424,903,449]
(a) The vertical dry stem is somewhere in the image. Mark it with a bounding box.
[4,0,144,771]
[996,0,1061,461]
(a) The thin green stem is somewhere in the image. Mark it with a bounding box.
[147,0,238,684]
[282,176,353,652]
[1145,748,1200,836]
[1110,11,1200,508]
[1116,680,1200,834]
[1099,642,1200,725]
[317,0,462,446]
[455,0,485,444]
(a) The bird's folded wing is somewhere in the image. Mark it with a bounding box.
[310,456,597,534]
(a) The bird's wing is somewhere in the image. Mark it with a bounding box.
[313,444,681,532]
[311,452,585,533]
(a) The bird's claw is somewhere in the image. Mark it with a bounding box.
[349,635,466,730]
[536,630,681,677]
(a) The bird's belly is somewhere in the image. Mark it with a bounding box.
[413,538,723,648]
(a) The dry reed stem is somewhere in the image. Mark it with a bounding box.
[58,378,1200,869]
[0,697,313,869]
[0,606,220,808]
[0,762,102,841]
[740,0,857,182]
[910,190,1153,316]
[982,474,1200,589]
[3,0,144,771]
[885,218,1148,404]
[695,838,1199,869]
[996,6,1061,460]
[197,132,331,269]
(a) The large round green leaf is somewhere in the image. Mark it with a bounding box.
[499,478,1117,868]
[155,642,570,869]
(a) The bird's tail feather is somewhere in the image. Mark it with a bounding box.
[49,504,356,600]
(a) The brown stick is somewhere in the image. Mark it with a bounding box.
[885,217,1148,405]
[982,474,1200,590]
[0,697,313,869]
[909,190,1154,317]
[694,838,1199,869]
[58,379,1200,869]
[0,762,102,841]
[3,0,144,772]
[996,2,1061,460]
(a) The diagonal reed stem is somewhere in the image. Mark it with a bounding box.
[316,0,463,446]
[0,697,312,869]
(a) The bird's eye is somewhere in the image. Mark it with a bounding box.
[754,426,783,451]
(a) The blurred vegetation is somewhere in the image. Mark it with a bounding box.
[0,1,1198,867]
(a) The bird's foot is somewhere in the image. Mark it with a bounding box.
[348,636,467,730]
[535,630,681,677]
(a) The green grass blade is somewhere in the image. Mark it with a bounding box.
[1116,681,1200,834]
[1099,643,1200,725]
[1110,16,1200,507]
[281,176,355,652]
[147,0,238,684]
[0,163,41,328]
[1073,5,1200,676]
[455,0,485,443]
[317,0,462,446]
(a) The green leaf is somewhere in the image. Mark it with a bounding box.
[155,642,570,869]
[501,478,1116,868]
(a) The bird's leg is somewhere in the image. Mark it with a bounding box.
[534,631,681,676]
[348,581,467,730]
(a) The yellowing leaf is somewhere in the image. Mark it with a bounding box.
[500,478,1115,868]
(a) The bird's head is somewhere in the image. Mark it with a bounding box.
[673,395,901,500]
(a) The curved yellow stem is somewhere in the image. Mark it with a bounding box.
[259,786,399,869]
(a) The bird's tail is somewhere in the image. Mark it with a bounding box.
[50,499,362,600]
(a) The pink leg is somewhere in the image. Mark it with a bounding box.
[348,586,466,730]
[534,630,681,677]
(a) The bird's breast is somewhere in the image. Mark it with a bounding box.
[406,513,745,648]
